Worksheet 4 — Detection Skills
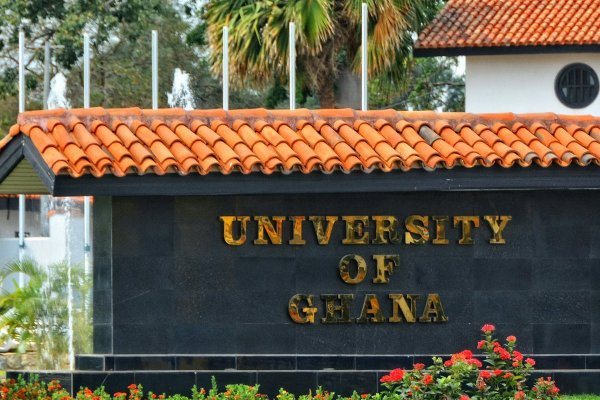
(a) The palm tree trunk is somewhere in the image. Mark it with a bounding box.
[309,38,337,108]
[317,81,336,108]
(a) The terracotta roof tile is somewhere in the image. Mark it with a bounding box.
[4,107,600,178]
[415,0,600,52]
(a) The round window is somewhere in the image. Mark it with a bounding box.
[555,63,599,108]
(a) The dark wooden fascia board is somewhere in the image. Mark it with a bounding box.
[53,164,600,196]
[0,134,55,193]
[22,135,55,192]
[413,44,600,57]
[0,136,24,182]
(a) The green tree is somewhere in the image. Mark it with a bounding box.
[370,57,464,111]
[203,0,441,107]
[0,259,91,369]
[0,0,266,137]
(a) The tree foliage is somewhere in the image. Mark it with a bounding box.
[0,0,265,136]
[203,0,444,107]
[0,259,91,369]
[370,57,464,111]
[0,0,464,138]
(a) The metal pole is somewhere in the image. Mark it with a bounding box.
[83,32,92,263]
[43,41,50,110]
[18,30,25,114]
[361,2,368,111]
[222,26,229,111]
[152,30,158,109]
[83,33,90,109]
[82,30,92,314]
[18,30,25,261]
[289,22,296,110]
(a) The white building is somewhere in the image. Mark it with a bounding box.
[414,0,600,114]
[0,195,85,269]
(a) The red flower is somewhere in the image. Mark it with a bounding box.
[1,388,8,394]
[515,391,526,400]
[525,358,536,366]
[127,385,137,390]
[461,350,473,359]
[114,392,127,398]
[481,324,495,333]
[512,361,520,368]
[513,351,524,361]
[380,368,404,383]
[466,358,483,368]
[477,340,486,349]
[444,360,453,367]
[84,389,93,396]
[499,349,511,360]
[389,368,404,380]
[360,395,369,399]
[503,373,514,379]
[413,363,425,371]
[422,374,433,385]
[493,369,502,377]
[479,371,492,380]
[460,396,470,400]
[506,335,517,343]
[549,386,560,395]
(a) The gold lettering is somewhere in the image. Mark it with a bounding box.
[356,294,384,323]
[453,216,480,245]
[338,254,367,284]
[288,294,317,324]
[372,255,399,284]
[432,216,449,245]
[253,216,285,245]
[419,293,448,323]
[309,216,339,245]
[288,216,306,245]
[220,216,250,246]
[321,294,354,323]
[342,216,370,244]
[404,215,430,244]
[372,216,400,244]
[484,215,512,244]
[388,294,419,323]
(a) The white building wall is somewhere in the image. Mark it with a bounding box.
[0,210,43,238]
[465,53,600,114]
[0,213,84,269]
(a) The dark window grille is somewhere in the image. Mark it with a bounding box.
[555,63,599,108]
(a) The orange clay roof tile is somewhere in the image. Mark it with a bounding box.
[415,0,600,52]
[3,107,600,178]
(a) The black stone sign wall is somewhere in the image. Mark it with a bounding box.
[93,191,600,356]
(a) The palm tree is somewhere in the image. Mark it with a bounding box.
[204,0,440,108]
[0,259,92,369]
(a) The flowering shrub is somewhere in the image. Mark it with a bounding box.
[376,324,560,400]
[0,328,561,400]
[0,375,71,400]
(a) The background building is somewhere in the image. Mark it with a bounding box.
[415,0,600,114]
